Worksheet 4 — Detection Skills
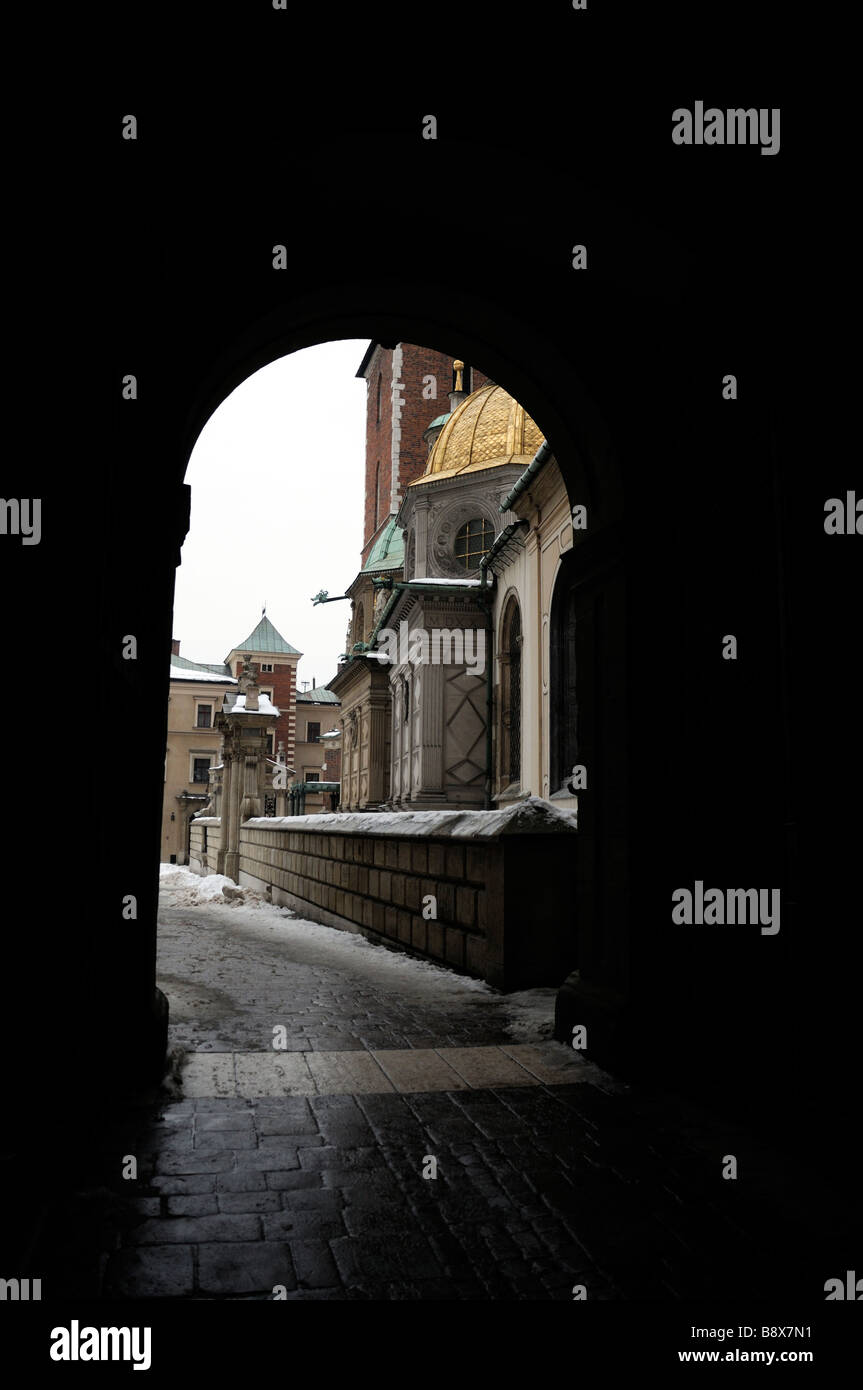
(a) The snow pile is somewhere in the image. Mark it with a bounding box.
[228,693,280,716]
[159,864,247,906]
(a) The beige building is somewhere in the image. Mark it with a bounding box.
[161,648,242,864]
[295,685,342,811]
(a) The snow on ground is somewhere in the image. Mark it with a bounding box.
[158,863,557,1038]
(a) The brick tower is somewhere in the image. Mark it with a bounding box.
[355,343,489,566]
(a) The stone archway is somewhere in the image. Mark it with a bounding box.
[102,298,628,1092]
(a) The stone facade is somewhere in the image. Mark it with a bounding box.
[386,589,492,810]
[295,689,342,812]
[161,659,238,863]
[330,655,392,811]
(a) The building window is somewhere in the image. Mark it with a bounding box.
[376,373,382,424]
[403,679,410,721]
[307,721,321,743]
[192,757,211,784]
[306,772,320,783]
[374,461,380,531]
[261,689,274,704]
[454,518,494,570]
[196,703,213,728]
[260,663,273,672]
[266,733,274,755]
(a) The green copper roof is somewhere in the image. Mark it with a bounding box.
[229,614,301,657]
[427,413,451,430]
[362,516,404,573]
[170,653,235,680]
[297,686,340,704]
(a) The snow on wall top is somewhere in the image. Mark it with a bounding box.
[243,795,577,839]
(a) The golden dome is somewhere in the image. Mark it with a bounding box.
[416,382,543,482]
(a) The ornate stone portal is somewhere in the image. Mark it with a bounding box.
[212,658,278,880]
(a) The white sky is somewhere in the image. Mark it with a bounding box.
[173,341,369,687]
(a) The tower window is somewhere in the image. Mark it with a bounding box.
[454,518,494,570]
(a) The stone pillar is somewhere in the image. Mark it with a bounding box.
[224,747,243,881]
[367,684,391,805]
[275,741,288,816]
[217,748,235,876]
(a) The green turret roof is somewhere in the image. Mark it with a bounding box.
[362,516,404,573]
[228,614,301,657]
[170,653,235,681]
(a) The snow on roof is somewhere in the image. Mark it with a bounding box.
[228,693,280,715]
[244,795,577,839]
[414,577,485,586]
[296,686,340,704]
[170,664,236,683]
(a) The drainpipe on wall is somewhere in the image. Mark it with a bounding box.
[478,553,496,809]
[484,606,494,808]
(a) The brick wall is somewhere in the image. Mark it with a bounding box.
[236,659,297,768]
[360,344,490,564]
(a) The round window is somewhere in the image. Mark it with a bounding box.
[454,518,494,570]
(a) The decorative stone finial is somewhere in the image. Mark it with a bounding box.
[453,360,465,392]
[238,656,259,696]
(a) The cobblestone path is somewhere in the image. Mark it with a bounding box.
[34,896,861,1301]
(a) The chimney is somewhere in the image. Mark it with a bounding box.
[171,638,180,656]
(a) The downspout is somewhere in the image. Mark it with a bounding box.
[478,554,496,809]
